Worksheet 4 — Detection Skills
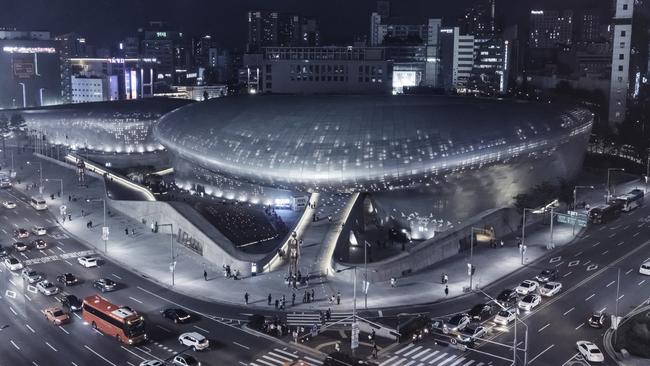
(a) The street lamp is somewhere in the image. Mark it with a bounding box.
[468,227,485,291]
[18,82,26,108]
[86,198,106,253]
[363,240,371,309]
[521,200,558,262]
[26,160,43,195]
[44,178,63,197]
[606,168,625,203]
[157,223,175,287]
[39,88,46,107]
[572,185,595,235]
[336,265,358,355]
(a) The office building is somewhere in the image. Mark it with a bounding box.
[140,22,183,81]
[609,0,634,125]
[247,11,320,52]
[459,0,496,37]
[440,27,475,93]
[529,10,574,49]
[71,75,117,103]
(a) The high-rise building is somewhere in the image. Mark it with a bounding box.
[459,0,496,37]
[247,11,319,52]
[56,32,92,103]
[119,36,140,58]
[529,10,573,49]
[608,0,634,125]
[376,1,391,20]
[140,21,183,81]
[370,13,437,46]
[580,9,604,43]
[469,37,507,94]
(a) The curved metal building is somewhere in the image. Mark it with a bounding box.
[20,98,193,153]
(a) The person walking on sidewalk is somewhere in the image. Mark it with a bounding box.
[444,285,449,297]
[244,292,249,305]
[292,293,296,306]
[311,289,315,302]
[336,291,341,305]
[443,273,448,284]
[203,269,208,281]
[268,293,272,306]
[275,299,279,309]
[125,227,129,235]
[372,342,378,359]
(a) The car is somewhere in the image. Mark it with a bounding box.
[77,256,99,268]
[139,361,165,366]
[14,228,29,239]
[42,307,70,325]
[518,294,542,311]
[32,226,47,236]
[172,354,201,366]
[539,281,562,297]
[444,313,471,333]
[36,280,59,296]
[13,242,29,252]
[587,312,606,329]
[3,201,16,209]
[56,273,79,286]
[93,278,117,292]
[515,280,539,295]
[640,262,650,276]
[162,308,192,324]
[178,332,209,351]
[4,256,23,271]
[496,289,518,304]
[457,325,487,345]
[0,244,9,257]
[399,314,431,342]
[21,268,42,283]
[493,309,516,325]
[32,239,47,250]
[576,340,605,363]
[535,268,558,283]
[468,304,495,321]
[60,294,83,312]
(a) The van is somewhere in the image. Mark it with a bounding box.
[30,197,47,211]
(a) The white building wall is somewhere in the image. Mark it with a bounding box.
[608,0,634,125]
[71,76,106,103]
[452,27,475,92]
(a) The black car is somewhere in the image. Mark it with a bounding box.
[535,268,558,283]
[56,273,79,286]
[93,278,117,292]
[0,244,10,257]
[496,289,518,304]
[162,308,192,324]
[587,312,606,329]
[468,304,495,321]
[60,294,83,312]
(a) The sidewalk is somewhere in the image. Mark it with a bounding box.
[9,148,643,311]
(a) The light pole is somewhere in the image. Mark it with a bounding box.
[158,223,175,287]
[521,200,558,258]
[363,240,370,309]
[86,199,106,253]
[468,227,484,291]
[18,82,26,108]
[26,160,43,195]
[44,178,63,197]
[39,88,46,106]
[572,185,595,234]
[606,168,625,203]
[336,265,357,356]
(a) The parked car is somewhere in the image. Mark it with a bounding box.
[36,280,59,296]
[60,294,83,312]
[172,354,201,366]
[444,313,471,333]
[32,226,47,236]
[93,278,117,292]
[14,228,29,238]
[468,304,495,321]
[515,280,539,295]
[32,239,47,250]
[13,242,29,252]
[493,309,516,325]
[77,256,99,268]
[42,307,70,325]
[4,256,23,271]
[576,341,604,363]
[56,273,79,286]
[518,294,542,311]
[640,261,650,276]
[178,332,209,351]
[535,268,558,283]
[539,282,562,297]
[162,308,192,324]
[21,268,42,283]
[496,289,518,304]
[3,201,16,209]
[587,312,606,329]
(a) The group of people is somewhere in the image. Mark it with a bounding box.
[261,315,289,337]
[222,264,240,280]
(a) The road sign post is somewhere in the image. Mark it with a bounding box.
[351,321,359,350]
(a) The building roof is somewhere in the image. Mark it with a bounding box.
[16,98,194,116]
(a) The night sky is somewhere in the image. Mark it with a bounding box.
[1,0,598,49]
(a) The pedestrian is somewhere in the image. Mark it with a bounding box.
[68,195,71,202]
[500,240,504,248]
[444,285,449,296]
[390,277,396,288]
[268,293,272,306]
[444,273,448,284]
[303,291,307,303]
[441,273,445,284]
[151,223,155,232]
[336,291,341,305]
[311,289,315,302]
[81,209,84,217]
[307,292,311,303]
[131,228,135,235]
[203,269,208,281]
[125,227,129,235]
[326,308,331,321]
[68,214,71,221]
[244,292,249,305]
[292,293,296,306]
[275,299,279,309]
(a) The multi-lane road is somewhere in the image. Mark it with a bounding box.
[0,186,322,366]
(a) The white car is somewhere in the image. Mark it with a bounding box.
[21,268,42,284]
[172,354,200,366]
[518,294,542,311]
[139,361,165,366]
[32,226,47,236]
[3,201,16,209]
[576,341,604,363]
[36,280,59,296]
[178,332,209,351]
[4,256,23,271]
[515,280,539,295]
[493,308,516,325]
[539,281,562,297]
[77,256,99,268]
[640,262,650,276]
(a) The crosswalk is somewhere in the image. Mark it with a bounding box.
[250,347,323,366]
[286,311,354,327]
[379,343,485,366]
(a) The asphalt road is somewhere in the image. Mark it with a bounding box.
[374,203,650,366]
[0,187,320,366]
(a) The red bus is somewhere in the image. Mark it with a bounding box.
[82,294,147,345]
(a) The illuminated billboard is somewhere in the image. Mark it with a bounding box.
[392,71,419,93]
[12,57,35,79]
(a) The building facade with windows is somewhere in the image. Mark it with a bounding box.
[609,0,633,125]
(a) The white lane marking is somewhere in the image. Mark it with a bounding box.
[45,342,58,352]
[574,251,583,257]
[626,268,634,275]
[585,294,595,301]
[59,325,69,334]
[639,280,646,286]
[617,241,624,246]
[233,341,250,350]
[538,323,550,332]
[57,247,65,253]
[9,306,17,315]
[73,312,81,320]
[403,345,422,357]
[119,346,149,361]
[395,344,414,355]
[609,233,616,238]
[599,306,607,313]
[24,293,31,301]
[602,250,609,255]
[528,344,554,364]
[9,279,16,287]
[633,232,640,237]
[65,260,72,266]
[84,345,117,366]
[111,273,122,280]
[128,296,143,304]
[618,294,625,300]
[10,340,20,350]
[575,322,584,330]
[193,325,209,333]
[156,325,171,333]
[563,271,572,278]
[592,242,600,247]
[25,324,35,333]
[379,356,398,366]
[563,307,575,316]
[606,280,616,288]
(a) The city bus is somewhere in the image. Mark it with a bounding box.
[30,196,47,210]
[615,189,644,212]
[82,295,147,345]
[588,202,622,224]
